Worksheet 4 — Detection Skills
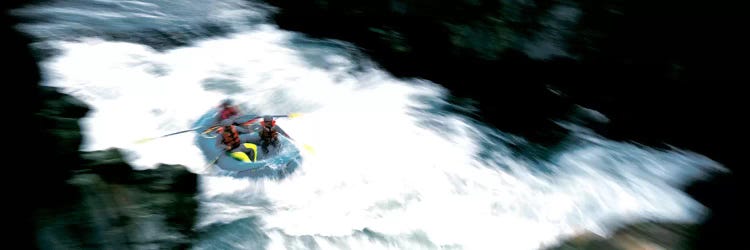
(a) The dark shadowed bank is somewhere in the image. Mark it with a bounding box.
[4,2,199,249]
[260,0,743,248]
[544,221,706,250]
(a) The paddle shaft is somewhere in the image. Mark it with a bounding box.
[161,128,199,137]
[138,114,295,144]
[202,154,222,172]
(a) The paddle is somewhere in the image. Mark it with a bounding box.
[243,113,316,155]
[271,114,316,154]
[135,127,201,144]
[135,113,303,144]
[202,153,222,173]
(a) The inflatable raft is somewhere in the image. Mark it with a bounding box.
[193,111,302,178]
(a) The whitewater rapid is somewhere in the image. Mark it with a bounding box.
[15,0,723,249]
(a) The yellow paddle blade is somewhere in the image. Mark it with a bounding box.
[135,137,155,144]
[288,113,303,119]
[202,126,219,134]
[303,144,316,155]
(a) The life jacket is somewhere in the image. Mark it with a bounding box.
[220,107,238,120]
[260,122,279,142]
[218,126,240,148]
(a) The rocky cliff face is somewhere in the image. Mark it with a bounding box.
[30,87,200,249]
[36,149,198,249]
[4,3,201,248]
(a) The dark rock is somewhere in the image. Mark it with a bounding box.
[685,173,741,249]
[37,151,199,249]
[4,2,53,247]
[5,3,201,246]
[131,163,199,240]
[133,164,198,194]
[81,148,135,183]
[23,85,90,212]
[38,86,90,119]
[545,221,698,250]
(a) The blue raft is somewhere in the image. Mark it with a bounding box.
[193,111,302,178]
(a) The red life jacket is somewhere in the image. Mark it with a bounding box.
[220,107,238,120]
[260,122,279,142]
[218,126,240,148]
